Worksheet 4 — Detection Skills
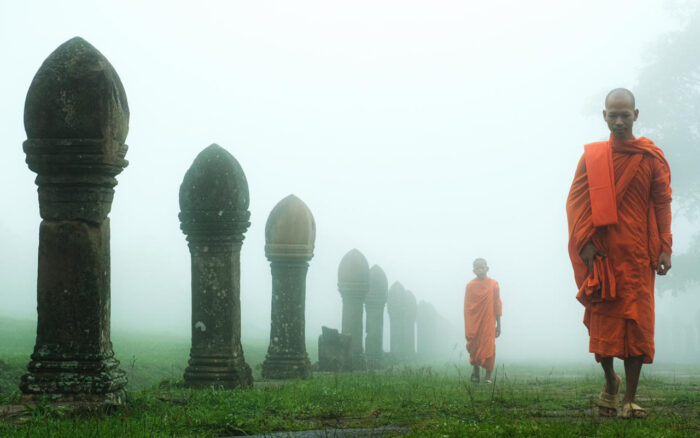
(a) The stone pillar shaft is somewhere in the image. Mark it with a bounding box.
[364,306,384,360]
[389,315,403,356]
[183,234,251,388]
[22,220,126,399]
[262,261,311,378]
[341,295,365,358]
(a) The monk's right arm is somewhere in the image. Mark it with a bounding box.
[652,157,672,274]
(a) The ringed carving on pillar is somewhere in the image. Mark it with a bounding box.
[179,143,252,389]
[262,195,316,379]
[20,37,129,406]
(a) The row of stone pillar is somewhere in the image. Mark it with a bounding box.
[179,144,319,387]
[335,248,451,370]
[17,37,320,405]
[16,37,453,407]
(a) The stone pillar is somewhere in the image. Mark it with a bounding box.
[387,282,406,360]
[179,144,252,389]
[20,37,128,406]
[365,265,388,369]
[404,290,417,359]
[416,301,437,359]
[262,195,315,379]
[338,249,370,370]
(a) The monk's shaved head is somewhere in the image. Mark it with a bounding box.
[472,258,489,279]
[473,258,487,267]
[605,88,636,109]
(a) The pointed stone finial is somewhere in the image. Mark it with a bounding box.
[179,143,250,234]
[265,194,316,260]
[24,36,129,142]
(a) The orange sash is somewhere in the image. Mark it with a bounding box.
[584,141,617,227]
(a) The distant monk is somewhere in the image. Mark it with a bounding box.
[567,88,672,418]
[463,258,502,384]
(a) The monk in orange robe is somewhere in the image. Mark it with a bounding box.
[464,258,502,384]
[567,88,672,418]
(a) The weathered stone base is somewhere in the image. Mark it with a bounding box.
[261,355,312,380]
[20,356,127,406]
[351,354,367,372]
[20,389,127,410]
[184,355,252,389]
[365,354,384,370]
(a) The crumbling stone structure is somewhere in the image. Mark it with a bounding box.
[261,195,315,379]
[338,249,370,370]
[317,326,352,372]
[365,265,388,369]
[179,144,252,389]
[20,37,129,406]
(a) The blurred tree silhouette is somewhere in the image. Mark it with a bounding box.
[636,6,700,293]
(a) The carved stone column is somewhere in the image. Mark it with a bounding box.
[20,37,129,406]
[365,265,388,369]
[262,195,315,379]
[338,249,370,370]
[404,290,417,359]
[387,282,406,360]
[179,144,252,389]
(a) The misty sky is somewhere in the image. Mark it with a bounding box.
[1,1,697,362]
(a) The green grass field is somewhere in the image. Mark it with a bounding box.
[1,317,698,437]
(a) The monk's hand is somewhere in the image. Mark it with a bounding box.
[495,324,501,338]
[657,251,671,275]
[580,242,606,273]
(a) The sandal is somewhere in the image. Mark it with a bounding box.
[470,373,480,383]
[620,402,647,419]
[598,374,621,417]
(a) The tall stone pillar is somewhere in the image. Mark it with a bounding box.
[338,249,370,370]
[365,265,388,369]
[404,290,417,359]
[20,37,128,406]
[179,144,252,389]
[387,282,406,360]
[262,195,315,379]
[417,301,437,359]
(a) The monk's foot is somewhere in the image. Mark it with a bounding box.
[470,371,480,383]
[620,401,647,419]
[598,374,621,417]
[484,372,493,384]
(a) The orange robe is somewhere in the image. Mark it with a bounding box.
[567,135,672,364]
[464,277,502,372]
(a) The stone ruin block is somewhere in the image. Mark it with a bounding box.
[317,326,351,372]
